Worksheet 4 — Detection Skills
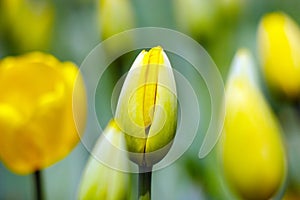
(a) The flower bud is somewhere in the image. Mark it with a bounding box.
[78,120,130,200]
[0,52,87,174]
[115,46,177,167]
[173,0,217,39]
[98,0,135,53]
[0,0,54,51]
[257,12,300,99]
[221,49,286,200]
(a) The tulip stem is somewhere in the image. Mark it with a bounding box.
[138,165,152,200]
[34,170,44,200]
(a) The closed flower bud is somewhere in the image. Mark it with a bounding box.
[115,46,177,167]
[221,49,286,200]
[78,120,130,200]
[98,0,135,53]
[173,0,217,39]
[0,0,54,51]
[257,12,300,99]
[0,52,87,174]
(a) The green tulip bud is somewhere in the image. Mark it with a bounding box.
[115,46,177,167]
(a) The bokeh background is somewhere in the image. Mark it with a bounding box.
[1,0,300,199]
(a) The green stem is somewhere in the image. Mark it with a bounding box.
[138,165,152,200]
[34,170,44,200]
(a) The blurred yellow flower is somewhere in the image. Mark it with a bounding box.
[257,12,300,99]
[0,52,87,174]
[115,46,177,167]
[0,0,54,51]
[98,0,135,48]
[221,49,286,200]
[78,120,130,200]
[173,0,217,39]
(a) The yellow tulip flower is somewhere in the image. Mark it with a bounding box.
[173,0,217,39]
[221,49,286,200]
[98,0,135,39]
[0,52,87,174]
[0,0,54,51]
[257,12,300,99]
[78,120,130,200]
[115,46,177,167]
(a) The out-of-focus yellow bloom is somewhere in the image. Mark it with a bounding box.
[221,49,286,200]
[98,0,135,40]
[0,52,87,174]
[78,120,130,200]
[257,12,300,99]
[115,46,177,167]
[0,0,54,51]
[173,0,217,39]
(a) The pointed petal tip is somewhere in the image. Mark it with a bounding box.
[228,49,258,86]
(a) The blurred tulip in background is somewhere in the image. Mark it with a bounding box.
[257,12,300,99]
[0,52,86,174]
[221,49,286,200]
[98,0,135,53]
[78,120,130,200]
[0,0,54,52]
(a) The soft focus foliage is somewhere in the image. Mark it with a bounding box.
[221,49,286,200]
[0,52,86,174]
[258,12,300,99]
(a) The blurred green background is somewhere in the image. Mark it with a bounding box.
[1,0,300,199]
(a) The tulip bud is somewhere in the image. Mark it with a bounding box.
[115,46,177,167]
[221,49,286,200]
[257,12,300,99]
[98,0,135,53]
[173,0,217,39]
[0,52,87,174]
[78,120,130,200]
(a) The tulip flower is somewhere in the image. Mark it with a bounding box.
[257,12,300,99]
[98,0,134,39]
[115,46,177,167]
[221,49,286,200]
[0,52,87,174]
[0,0,54,52]
[98,0,135,53]
[78,120,130,200]
[173,0,217,39]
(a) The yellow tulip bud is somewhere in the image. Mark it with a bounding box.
[98,0,135,52]
[173,0,217,39]
[0,0,54,51]
[115,46,177,167]
[257,12,300,99]
[0,52,87,174]
[78,120,130,200]
[221,49,286,200]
